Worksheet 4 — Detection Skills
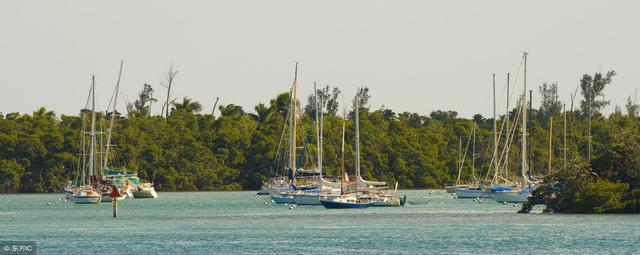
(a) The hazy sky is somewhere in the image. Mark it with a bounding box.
[1,1,639,118]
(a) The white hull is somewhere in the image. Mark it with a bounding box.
[456,188,491,198]
[292,194,322,205]
[133,188,158,198]
[125,188,134,199]
[445,185,469,194]
[74,195,101,204]
[491,191,530,203]
[257,187,288,196]
[101,194,126,202]
[372,197,402,207]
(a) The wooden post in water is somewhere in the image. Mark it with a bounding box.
[110,184,121,218]
[112,199,118,218]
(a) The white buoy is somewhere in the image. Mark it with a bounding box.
[289,206,294,210]
[264,201,268,205]
[513,204,517,207]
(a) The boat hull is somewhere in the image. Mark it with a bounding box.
[292,194,322,205]
[271,195,294,204]
[257,187,287,196]
[491,191,530,203]
[456,188,491,198]
[321,200,373,209]
[372,199,401,207]
[369,195,406,207]
[445,185,469,194]
[101,194,126,202]
[133,189,158,199]
[74,195,101,204]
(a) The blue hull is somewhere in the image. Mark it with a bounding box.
[321,200,373,209]
[271,196,294,204]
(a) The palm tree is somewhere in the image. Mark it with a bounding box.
[32,107,55,119]
[172,97,202,114]
[249,103,272,122]
[218,104,245,118]
[270,92,290,119]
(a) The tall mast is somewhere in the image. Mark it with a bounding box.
[492,74,497,179]
[587,78,592,162]
[456,137,462,186]
[103,60,124,169]
[80,111,87,185]
[472,124,476,179]
[505,73,510,181]
[529,90,533,176]
[314,83,320,175]
[340,122,346,195]
[548,117,553,175]
[319,90,323,179]
[289,63,298,183]
[314,82,324,182]
[355,92,361,180]
[563,104,567,169]
[89,76,97,180]
[521,52,528,182]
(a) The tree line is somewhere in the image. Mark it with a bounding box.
[1,69,638,212]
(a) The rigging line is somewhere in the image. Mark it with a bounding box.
[84,80,93,110]
[507,55,525,109]
[105,82,117,113]
[456,124,475,185]
[484,55,523,180]
[494,99,523,184]
[270,89,293,178]
[487,98,523,182]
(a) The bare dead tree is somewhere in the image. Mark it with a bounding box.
[162,65,179,118]
[212,96,220,116]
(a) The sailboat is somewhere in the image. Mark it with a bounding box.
[455,125,490,198]
[291,83,342,205]
[351,94,405,206]
[73,76,102,204]
[320,121,374,209]
[99,61,135,202]
[269,63,305,204]
[459,74,506,199]
[491,52,534,203]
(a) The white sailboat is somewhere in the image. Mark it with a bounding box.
[320,120,374,209]
[269,63,302,204]
[350,91,406,206]
[100,60,135,202]
[455,125,489,198]
[458,74,505,199]
[291,80,340,205]
[492,52,534,203]
[73,76,102,204]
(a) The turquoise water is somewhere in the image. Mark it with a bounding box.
[1,190,639,254]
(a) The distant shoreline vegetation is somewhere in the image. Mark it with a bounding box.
[1,70,639,213]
